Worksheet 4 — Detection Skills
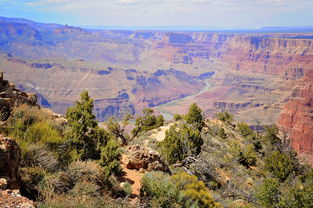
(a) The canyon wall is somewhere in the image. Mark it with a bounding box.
[0,17,313,160]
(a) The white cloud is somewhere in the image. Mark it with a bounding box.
[4,0,313,27]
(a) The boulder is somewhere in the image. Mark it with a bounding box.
[0,135,21,189]
[125,145,169,172]
[0,190,36,208]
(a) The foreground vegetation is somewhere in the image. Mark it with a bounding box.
[0,91,312,208]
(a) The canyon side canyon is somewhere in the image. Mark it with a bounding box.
[0,17,312,162]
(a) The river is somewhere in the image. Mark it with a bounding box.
[156,81,212,120]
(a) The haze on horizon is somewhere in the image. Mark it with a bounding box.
[1,0,313,29]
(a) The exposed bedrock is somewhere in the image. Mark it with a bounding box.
[279,69,313,158]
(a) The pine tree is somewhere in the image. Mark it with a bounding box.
[185,103,204,130]
[65,91,99,160]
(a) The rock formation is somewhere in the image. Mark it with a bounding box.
[0,72,37,120]
[279,69,313,163]
[125,145,169,172]
[0,135,21,189]
[0,135,37,207]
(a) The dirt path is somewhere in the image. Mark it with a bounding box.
[149,123,173,142]
[118,154,143,203]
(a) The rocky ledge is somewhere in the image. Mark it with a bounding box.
[0,135,36,207]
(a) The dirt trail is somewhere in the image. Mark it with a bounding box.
[118,154,143,203]
[149,123,173,142]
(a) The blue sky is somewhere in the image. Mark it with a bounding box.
[1,0,313,28]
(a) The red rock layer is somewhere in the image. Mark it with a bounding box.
[279,69,313,155]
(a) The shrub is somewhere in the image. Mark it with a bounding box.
[217,111,233,125]
[255,178,281,208]
[264,150,297,182]
[20,166,46,201]
[160,123,203,164]
[99,138,122,176]
[173,114,183,121]
[172,172,220,208]
[25,121,64,150]
[238,144,257,168]
[218,127,227,139]
[237,122,254,138]
[263,125,281,147]
[131,108,164,137]
[121,182,132,197]
[141,171,178,208]
[160,124,186,164]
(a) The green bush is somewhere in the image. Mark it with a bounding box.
[263,125,281,147]
[237,122,254,138]
[141,171,179,208]
[264,150,297,182]
[99,138,121,176]
[25,121,64,150]
[20,166,47,201]
[131,108,164,137]
[160,123,203,164]
[173,114,183,121]
[238,144,257,168]
[218,127,227,139]
[217,111,233,125]
[256,178,281,208]
[121,182,132,197]
[172,172,221,208]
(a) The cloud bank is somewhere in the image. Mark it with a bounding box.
[1,0,313,28]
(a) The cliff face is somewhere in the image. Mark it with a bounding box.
[0,17,313,159]
[279,69,313,157]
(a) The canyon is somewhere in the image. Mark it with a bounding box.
[0,17,312,162]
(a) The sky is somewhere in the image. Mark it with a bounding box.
[1,0,313,28]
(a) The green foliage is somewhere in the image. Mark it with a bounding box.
[238,144,257,168]
[65,90,100,160]
[185,103,204,130]
[173,114,183,121]
[99,138,121,176]
[25,122,64,150]
[160,124,186,164]
[263,125,281,147]
[160,123,203,164]
[106,114,131,144]
[131,108,164,137]
[264,150,297,182]
[218,127,227,139]
[217,111,233,125]
[256,178,281,208]
[237,122,254,138]
[20,166,47,201]
[172,172,220,208]
[141,172,220,208]
[121,182,132,197]
[141,171,179,208]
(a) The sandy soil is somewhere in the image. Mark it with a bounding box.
[149,123,173,142]
[118,154,143,203]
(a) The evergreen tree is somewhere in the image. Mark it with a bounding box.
[99,138,121,176]
[185,103,204,130]
[65,91,99,160]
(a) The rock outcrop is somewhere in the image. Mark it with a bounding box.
[125,145,169,172]
[0,72,37,120]
[0,135,21,189]
[0,135,37,207]
[0,190,36,208]
[279,69,313,163]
